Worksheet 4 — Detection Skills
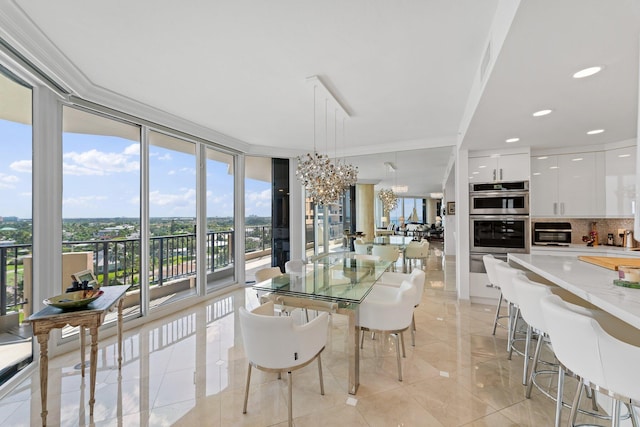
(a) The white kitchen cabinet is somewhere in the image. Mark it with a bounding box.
[531,152,604,217]
[468,153,529,182]
[605,145,636,217]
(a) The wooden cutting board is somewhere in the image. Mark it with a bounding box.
[578,256,640,271]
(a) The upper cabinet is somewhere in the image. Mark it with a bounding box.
[468,153,530,183]
[531,152,605,217]
[605,145,636,217]
[531,146,640,218]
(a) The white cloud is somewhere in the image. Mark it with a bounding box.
[123,144,140,155]
[246,189,271,202]
[63,195,108,206]
[63,149,139,176]
[10,160,32,173]
[149,189,196,207]
[0,173,19,189]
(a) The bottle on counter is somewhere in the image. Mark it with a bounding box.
[590,222,598,247]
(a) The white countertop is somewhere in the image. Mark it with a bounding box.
[508,253,640,330]
[531,244,640,256]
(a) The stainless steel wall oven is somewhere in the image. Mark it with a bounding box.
[469,181,530,273]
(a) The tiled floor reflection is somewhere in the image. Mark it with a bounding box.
[0,245,619,426]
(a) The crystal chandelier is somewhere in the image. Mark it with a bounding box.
[296,77,357,205]
[379,188,398,212]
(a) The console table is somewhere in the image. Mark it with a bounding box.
[26,285,130,426]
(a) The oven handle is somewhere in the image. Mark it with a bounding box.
[469,191,529,197]
[470,215,530,220]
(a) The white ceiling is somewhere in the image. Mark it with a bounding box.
[0,0,639,196]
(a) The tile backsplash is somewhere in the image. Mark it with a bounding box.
[533,218,635,246]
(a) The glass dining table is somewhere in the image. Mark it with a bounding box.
[252,254,392,395]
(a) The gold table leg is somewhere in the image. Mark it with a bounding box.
[80,325,86,377]
[89,326,98,416]
[36,332,50,426]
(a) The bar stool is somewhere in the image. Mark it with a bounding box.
[482,254,508,335]
[541,295,640,427]
[494,262,530,385]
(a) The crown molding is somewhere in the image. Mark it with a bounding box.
[0,1,251,153]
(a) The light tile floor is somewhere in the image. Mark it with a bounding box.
[0,244,621,426]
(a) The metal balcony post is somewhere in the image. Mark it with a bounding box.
[0,247,6,316]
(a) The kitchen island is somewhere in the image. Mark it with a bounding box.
[508,253,640,329]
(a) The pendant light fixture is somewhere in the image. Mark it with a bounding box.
[295,76,357,205]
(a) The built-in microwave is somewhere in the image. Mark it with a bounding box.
[469,181,529,215]
[533,222,571,246]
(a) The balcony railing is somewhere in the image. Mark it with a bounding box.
[1,226,272,316]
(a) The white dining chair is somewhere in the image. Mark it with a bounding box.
[353,254,380,262]
[404,240,429,271]
[375,268,425,345]
[354,240,369,255]
[239,301,329,427]
[358,280,416,381]
[371,244,400,271]
[254,266,283,282]
[284,259,305,274]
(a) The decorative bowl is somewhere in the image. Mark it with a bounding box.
[44,289,104,310]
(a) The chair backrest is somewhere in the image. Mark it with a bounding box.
[360,280,417,331]
[512,275,552,333]
[405,240,429,258]
[285,259,305,274]
[493,262,524,305]
[408,269,426,306]
[371,244,399,262]
[255,266,283,283]
[482,254,499,287]
[354,241,369,255]
[239,301,329,370]
[540,295,606,389]
[354,254,381,262]
[595,314,640,401]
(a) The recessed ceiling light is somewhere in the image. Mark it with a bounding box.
[505,138,520,143]
[549,166,559,169]
[573,66,602,79]
[587,129,604,135]
[533,109,553,117]
[572,157,583,162]
[537,156,548,160]
[472,171,479,175]
[533,172,541,176]
[490,154,501,158]
[478,165,486,169]
[618,154,631,158]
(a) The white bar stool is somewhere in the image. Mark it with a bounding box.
[494,262,530,385]
[513,275,600,426]
[482,254,509,335]
[541,295,640,427]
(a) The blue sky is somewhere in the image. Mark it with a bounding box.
[0,119,271,219]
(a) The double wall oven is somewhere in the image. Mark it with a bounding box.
[470,181,530,273]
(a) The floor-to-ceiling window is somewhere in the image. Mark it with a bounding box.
[244,156,272,263]
[205,147,235,291]
[0,68,33,385]
[0,51,242,389]
[62,106,142,325]
[148,131,197,308]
